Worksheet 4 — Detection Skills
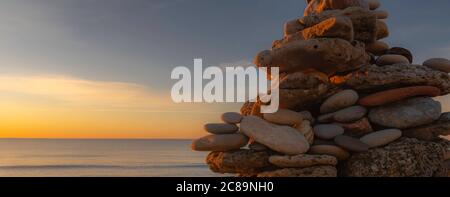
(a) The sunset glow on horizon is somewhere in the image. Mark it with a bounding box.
[0,74,240,139]
[1,0,450,139]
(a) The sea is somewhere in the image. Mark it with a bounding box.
[0,139,219,177]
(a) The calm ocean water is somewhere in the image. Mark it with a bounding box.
[0,139,219,177]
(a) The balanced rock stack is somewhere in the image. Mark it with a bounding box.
[192,0,450,177]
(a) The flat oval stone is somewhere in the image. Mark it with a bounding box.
[204,123,239,134]
[309,145,350,161]
[191,134,249,151]
[269,154,337,168]
[386,47,413,63]
[376,54,409,66]
[368,0,380,10]
[333,105,367,123]
[365,41,389,56]
[360,129,402,148]
[313,124,345,140]
[375,10,389,19]
[318,112,336,123]
[240,116,310,155]
[359,86,441,107]
[221,112,243,124]
[320,90,359,114]
[334,135,370,152]
[423,58,450,73]
[376,20,389,40]
[263,109,304,125]
[368,97,442,129]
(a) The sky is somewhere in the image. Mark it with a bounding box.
[0,0,450,139]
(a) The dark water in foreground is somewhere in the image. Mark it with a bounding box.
[0,139,218,177]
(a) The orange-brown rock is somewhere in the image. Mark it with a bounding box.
[277,17,354,46]
[367,0,380,10]
[374,10,388,19]
[286,7,377,43]
[359,86,441,107]
[376,20,389,40]
[250,100,263,118]
[284,19,306,37]
[240,101,254,116]
[304,0,369,16]
[255,38,369,75]
[331,64,450,95]
[206,150,274,174]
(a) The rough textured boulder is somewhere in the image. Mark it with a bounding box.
[331,64,450,94]
[255,38,369,75]
[206,150,274,174]
[277,17,354,46]
[404,113,450,141]
[240,101,255,116]
[269,154,337,168]
[279,72,339,111]
[257,166,337,177]
[342,138,448,177]
[288,7,377,43]
[304,0,369,16]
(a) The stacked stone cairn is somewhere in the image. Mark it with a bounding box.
[192,0,450,177]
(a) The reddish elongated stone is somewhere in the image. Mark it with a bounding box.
[359,86,441,107]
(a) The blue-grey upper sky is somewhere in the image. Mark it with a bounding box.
[1,0,450,90]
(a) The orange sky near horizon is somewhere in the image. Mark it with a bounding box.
[1,74,449,139]
[0,74,240,139]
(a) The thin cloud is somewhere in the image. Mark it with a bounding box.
[0,74,234,113]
